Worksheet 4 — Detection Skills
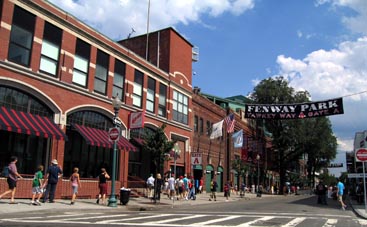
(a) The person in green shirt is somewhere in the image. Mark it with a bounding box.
[31,165,44,205]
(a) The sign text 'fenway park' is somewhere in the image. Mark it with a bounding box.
[245,98,344,119]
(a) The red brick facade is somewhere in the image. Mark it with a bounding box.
[0,0,193,199]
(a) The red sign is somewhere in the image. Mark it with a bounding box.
[108,127,120,141]
[356,148,367,162]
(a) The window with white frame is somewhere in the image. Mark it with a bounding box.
[73,39,90,87]
[94,50,109,95]
[132,70,143,108]
[172,90,188,124]
[40,22,62,76]
[146,77,155,113]
[8,6,35,67]
[112,59,125,102]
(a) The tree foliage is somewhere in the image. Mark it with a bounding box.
[142,124,175,175]
[249,76,337,193]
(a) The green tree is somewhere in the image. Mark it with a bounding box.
[232,158,250,186]
[143,124,175,175]
[249,76,337,193]
[142,124,175,203]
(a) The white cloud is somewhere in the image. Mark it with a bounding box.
[49,0,255,40]
[276,36,367,151]
[317,0,367,35]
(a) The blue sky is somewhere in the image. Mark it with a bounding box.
[49,0,367,176]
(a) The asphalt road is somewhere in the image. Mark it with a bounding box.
[0,194,366,227]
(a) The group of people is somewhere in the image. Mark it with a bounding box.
[0,157,64,205]
[0,156,111,206]
[316,178,347,210]
[146,173,204,202]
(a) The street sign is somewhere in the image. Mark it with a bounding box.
[348,173,367,178]
[356,148,367,162]
[112,117,122,127]
[108,127,120,142]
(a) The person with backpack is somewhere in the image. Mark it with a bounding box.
[209,178,218,201]
[0,156,23,204]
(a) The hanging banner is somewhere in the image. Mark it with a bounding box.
[244,97,344,119]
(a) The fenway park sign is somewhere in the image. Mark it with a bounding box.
[245,98,344,119]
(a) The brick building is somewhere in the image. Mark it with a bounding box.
[193,89,278,193]
[0,0,194,199]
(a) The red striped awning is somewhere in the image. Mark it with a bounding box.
[0,106,67,141]
[74,124,137,152]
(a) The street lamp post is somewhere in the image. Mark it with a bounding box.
[108,94,121,207]
[256,154,261,197]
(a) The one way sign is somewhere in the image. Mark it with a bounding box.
[191,153,202,165]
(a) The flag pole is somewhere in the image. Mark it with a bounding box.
[145,0,151,60]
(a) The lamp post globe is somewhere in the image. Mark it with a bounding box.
[108,94,121,207]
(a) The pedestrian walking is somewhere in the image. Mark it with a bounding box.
[0,156,23,204]
[31,165,44,205]
[146,174,155,199]
[96,168,110,205]
[188,176,196,200]
[167,174,175,200]
[154,173,163,202]
[209,178,218,201]
[224,181,230,201]
[42,159,63,203]
[316,181,327,205]
[70,167,81,205]
[183,174,189,200]
[337,178,347,210]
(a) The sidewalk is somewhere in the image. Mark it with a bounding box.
[348,197,367,219]
[0,192,260,214]
[0,192,366,219]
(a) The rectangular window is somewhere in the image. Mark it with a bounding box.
[94,50,109,95]
[8,6,36,67]
[158,83,167,117]
[73,39,90,87]
[146,77,155,113]
[199,118,204,134]
[40,22,62,76]
[206,120,211,135]
[132,70,143,108]
[172,90,188,124]
[194,115,198,132]
[113,59,125,102]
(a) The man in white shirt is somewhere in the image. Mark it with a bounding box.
[167,174,176,200]
[146,174,155,199]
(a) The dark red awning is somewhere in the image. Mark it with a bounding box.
[0,106,67,140]
[74,124,136,152]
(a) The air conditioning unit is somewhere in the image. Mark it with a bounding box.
[192,47,199,62]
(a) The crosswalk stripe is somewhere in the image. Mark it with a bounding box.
[149,214,207,224]
[235,216,274,227]
[60,214,128,221]
[96,213,174,224]
[188,215,242,226]
[281,217,306,227]
[322,218,337,227]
